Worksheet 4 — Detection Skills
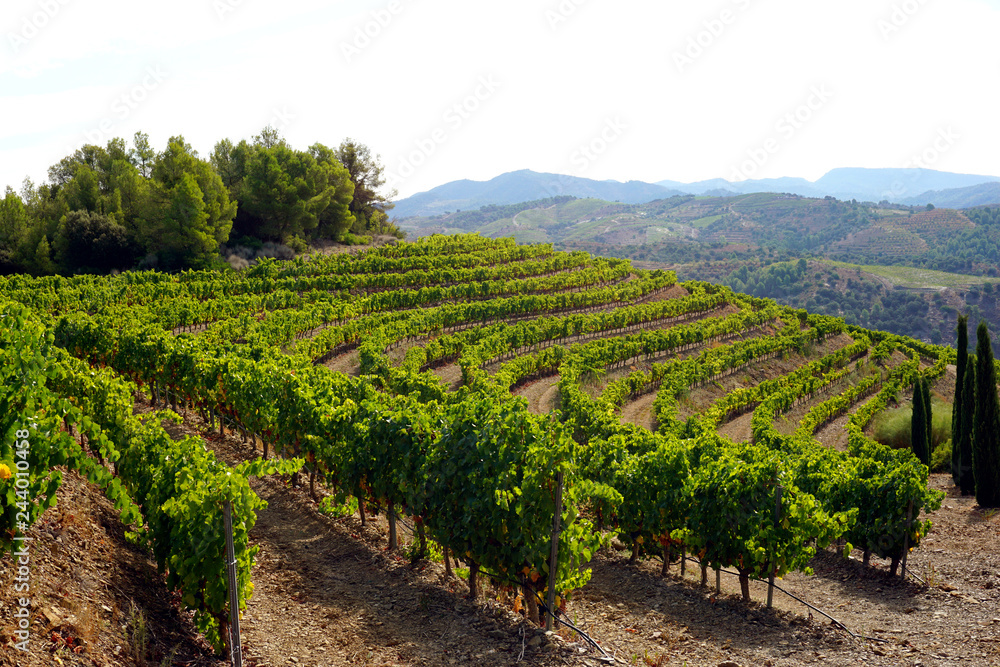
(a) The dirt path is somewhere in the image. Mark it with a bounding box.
[635,283,689,304]
[619,392,658,431]
[514,378,561,415]
[324,349,362,376]
[430,362,464,392]
[717,411,756,443]
[811,409,857,451]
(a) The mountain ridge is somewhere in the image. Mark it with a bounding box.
[393,167,1000,219]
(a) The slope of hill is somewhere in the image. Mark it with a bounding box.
[4,234,998,667]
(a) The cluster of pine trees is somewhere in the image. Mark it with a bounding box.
[0,129,399,275]
[948,315,1000,506]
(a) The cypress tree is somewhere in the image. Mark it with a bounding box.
[973,321,1000,507]
[953,315,969,485]
[922,376,932,452]
[959,356,976,495]
[911,378,929,466]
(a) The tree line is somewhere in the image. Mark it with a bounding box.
[0,129,400,275]
[950,315,1000,506]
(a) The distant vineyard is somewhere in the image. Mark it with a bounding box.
[0,234,949,651]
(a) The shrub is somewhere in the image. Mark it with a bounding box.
[286,235,309,254]
[930,439,952,473]
[341,233,372,246]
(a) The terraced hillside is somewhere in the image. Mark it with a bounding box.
[3,235,997,667]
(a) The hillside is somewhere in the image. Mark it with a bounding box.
[2,235,998,666]
[403,192,1000,271]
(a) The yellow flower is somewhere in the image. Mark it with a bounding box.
[0,463,11,481]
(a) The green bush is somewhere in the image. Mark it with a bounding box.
[341,233,372,246]
[286,235,309,254]
[930,439,952,473]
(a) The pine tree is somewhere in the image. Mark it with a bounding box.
[953,315,969,485]
[973,321,1000,507]
[959,356,976,495]
[911,378,929,466]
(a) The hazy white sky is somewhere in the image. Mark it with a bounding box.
[3,0,999,201]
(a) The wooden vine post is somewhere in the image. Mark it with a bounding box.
[545,470,565,632]
[767,485,783,609]
[900,499,914,581]
[223,501,243,667]
[388,501,398,551]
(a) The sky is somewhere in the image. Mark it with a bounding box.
[2,0,1000,202]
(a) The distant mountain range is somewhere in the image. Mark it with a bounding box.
[899,182,1000,209]
[392,170,685,219]
[392,168,1000,219]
